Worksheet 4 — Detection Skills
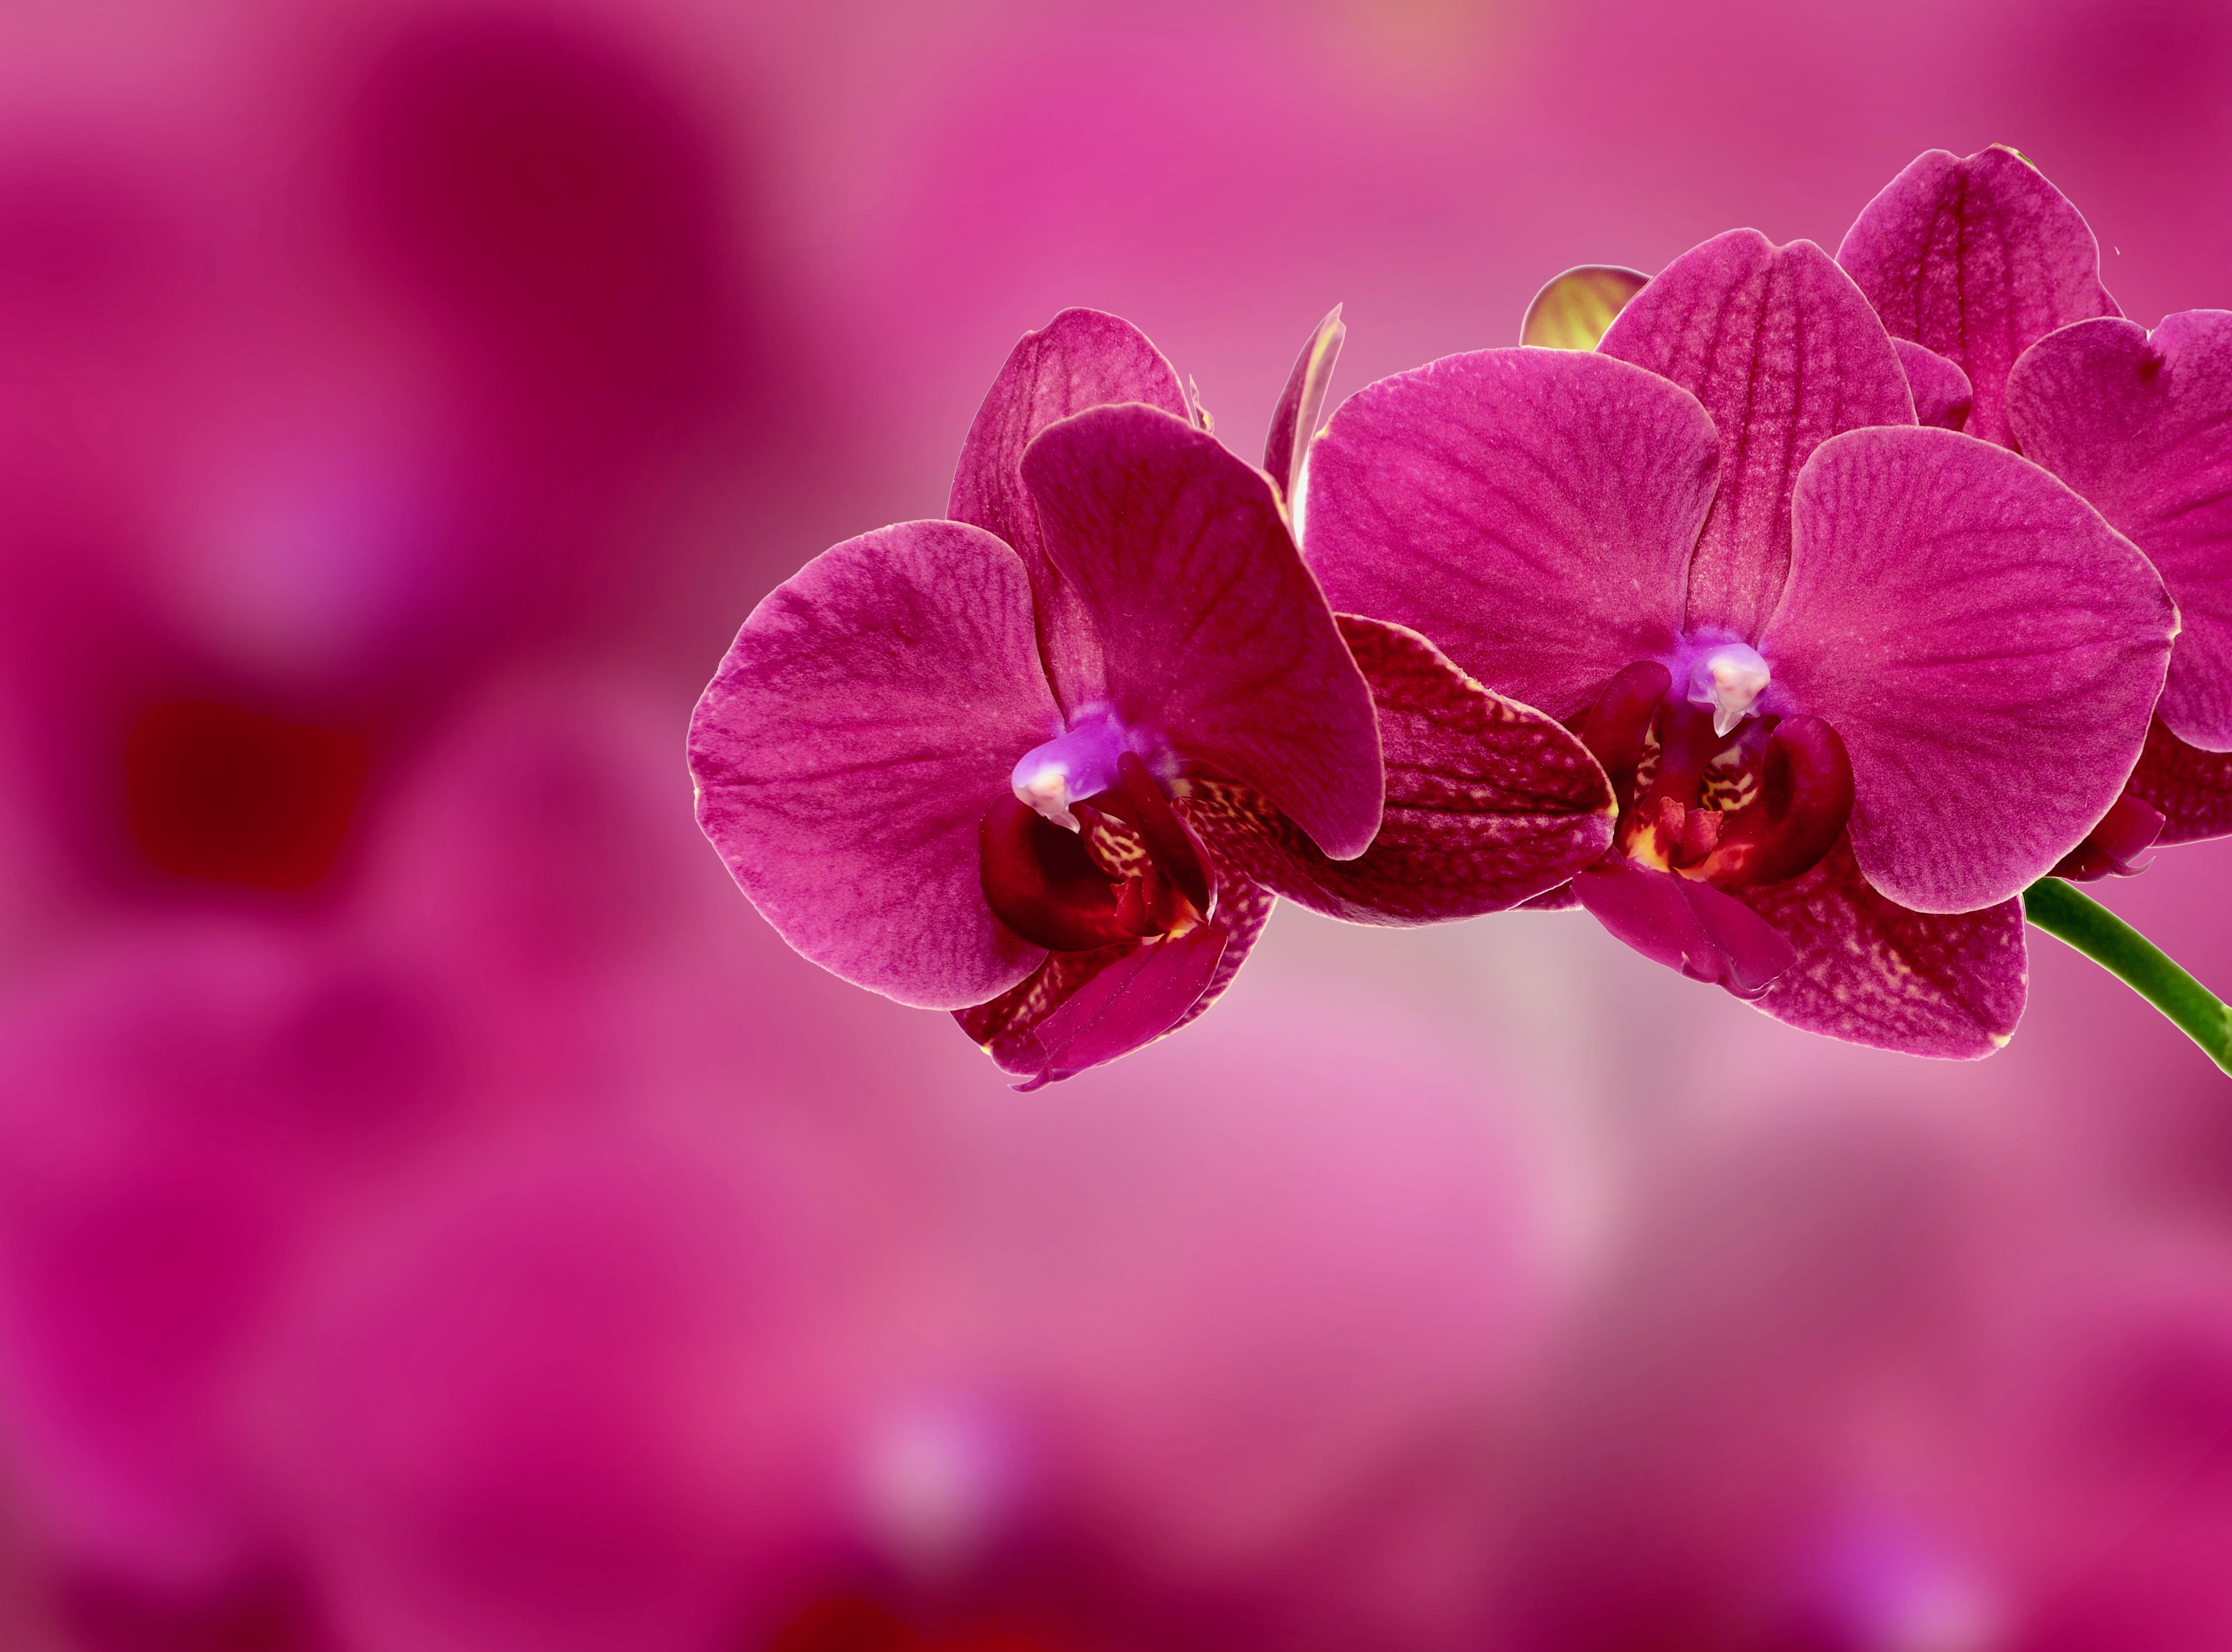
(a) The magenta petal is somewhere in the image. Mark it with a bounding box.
[1764,426,2175,912]
[688,520,1055,1010]
[2007,311,2232,751]
[1734,835,2025,1058]
[949,309,1190,714]
[955,880,1273,1087]
[1574,859,1795,999]
[2124,717,2232,846]
[1600,230,1914,640]
[1304,349,1711,720]
[1263,305,1346,506]
[1838,146,2118,448]
[1020,403,1383,859]
[1174,616,1615,923]
[1893,338,1974,431]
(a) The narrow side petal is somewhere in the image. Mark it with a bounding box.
[1734,835,2026,1058]
[1305,349,1711,720]
[1020,404,1383,859]
[949,308,1189,713]
[1264,305,1346,506]
[1837,145,2118,447]
[1893,338,1974,431]
[688,520,1055,1010]
[1173,616,1615,923]
[1600,229,1915,639]
[1764,426,2175,913]
[2008,311,2232,751]
[1519,265,1648,350]
[2124,717,2232,846]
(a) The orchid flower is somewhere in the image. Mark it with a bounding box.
[690,310,1382,1088]
[1305,230,2176,1056]
[1836,148,2232,882]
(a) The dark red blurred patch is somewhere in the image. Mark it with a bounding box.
[124,702,368,890]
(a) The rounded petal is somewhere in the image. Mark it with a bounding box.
[1305,348,1711,720]
[2124,717,2232,847]
[1174,616,1615,923]
[1837,145,2118,447]
[949,308,1190,714]
[1020,403,1383,859]
[2007,311,2232,751]
[688,520,1056,1010]
[1573,859,1796,1000]
[1762,426,2176,913]
[1601,229,1915,640]
[1519,264,1648,350]
[1734,835,2026,1058]
[1893,338,1974,431]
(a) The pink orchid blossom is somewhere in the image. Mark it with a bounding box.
[691,310,1615,1086]
[1306,230,2175,1056]
[1839,146,2232,877]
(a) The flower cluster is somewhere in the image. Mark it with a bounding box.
[691,146,2232,1082]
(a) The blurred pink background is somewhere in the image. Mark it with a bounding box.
[2,1,2231,1647]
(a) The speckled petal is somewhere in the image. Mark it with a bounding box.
[1600,229,1915,639]
[1021,404,1383,858]
[949,309,1189,714]
[688,520,1055,1010]
[1173,616,1614,923]
[2008,311,2232,751]
[1762,426,2175,913]
[1734,834,2026,1058]
[1838,145,2118,447]
[1894,338,1974,431]
[1305,349,1711,720]
[2124,718,2232,846]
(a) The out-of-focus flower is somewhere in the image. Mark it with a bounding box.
[691,310,1386,1087]
[1518,266,1649,351]
[1306,230,2175,1054]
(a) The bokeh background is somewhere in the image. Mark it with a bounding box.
[2,1,2231,1647]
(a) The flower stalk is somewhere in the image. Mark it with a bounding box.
[2023,877,2232,1075]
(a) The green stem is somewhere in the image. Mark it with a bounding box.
[2023,878,2232,1075]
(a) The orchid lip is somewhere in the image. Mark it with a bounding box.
[1686,642,1771,737]
[1010,706,1137,832]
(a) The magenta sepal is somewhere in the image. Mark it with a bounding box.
[1173,616,1615,924]
[1838,145,2118,449]
[1733,835,2026,1059]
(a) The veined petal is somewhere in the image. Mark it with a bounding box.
[1305,349,1711,720]
[1763,426,2175,913]
[2125,717,2232,846]
[688,520,1055,1010]
[1020,404,1383,859]
[954,880,1274,1088]
[1837,145,2118,448]
[1264,305,1346,507]
[1519,264,1648,350]
[1894,338,1974,431]
[949,308,1189,715]
[2007,311,2232,751]
[1734,835,2026,1058]
[1601,230,1914,639]
[1173,617,1615,923]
